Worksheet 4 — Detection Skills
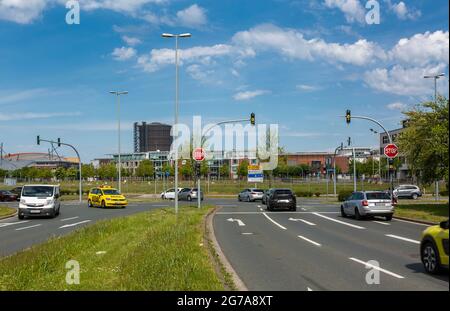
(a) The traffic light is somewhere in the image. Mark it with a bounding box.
[37,135,40,145]
[347,137,351,146]
[250,113,255,126]
[345,110,351,124]
[57,138,61,147]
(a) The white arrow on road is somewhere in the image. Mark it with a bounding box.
[227,218,246,226]
[289,218,316,226]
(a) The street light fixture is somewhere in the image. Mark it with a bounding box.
[424,73,445,103]
[162,32,192,215]
[110,91,128,193]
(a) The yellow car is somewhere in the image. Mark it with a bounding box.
[420,219,449,274]
[87,186,127,208]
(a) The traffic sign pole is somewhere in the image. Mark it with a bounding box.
[193,148,205,209]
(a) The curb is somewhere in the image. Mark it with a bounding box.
[0,209,17,221]
[393,216,437,226]
[205,207,248,291]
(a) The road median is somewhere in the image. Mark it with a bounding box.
[0,206,17,220]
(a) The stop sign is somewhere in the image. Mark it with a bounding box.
[384,143,399,159]
[193,147,205,162]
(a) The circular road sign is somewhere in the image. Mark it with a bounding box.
[193,147,205,162]
[384,143,399,159]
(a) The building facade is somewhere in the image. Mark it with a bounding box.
[134,122,172,153]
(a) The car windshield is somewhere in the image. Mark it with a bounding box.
[22,186,54,197]
[252,189,264,193]
[274,190,292,195]
[366,192,391,200]
[103,189,120,195]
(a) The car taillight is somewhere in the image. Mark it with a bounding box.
[362,200,369,206]
[392,198,398,206]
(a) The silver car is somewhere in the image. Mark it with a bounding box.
[341,191,395,221]
[238,188,264,202]
[393,185,422,200]
[178,188,204,201]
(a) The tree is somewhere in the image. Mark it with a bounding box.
[237,160,249,179]
[180,160,193,179]
[136,160,154,178]
[97,163,116,180]
[0,169,7,178]
[397,97,449,187]
[200,161,209,177]
[82,164,95,179]
[162,163,174,176]
[219,163,230,178]
[54,167,67,180]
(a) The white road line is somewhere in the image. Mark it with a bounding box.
[301,208,307,211]
[59,220,91,229]
[227,218,246,226]
[262,213,287,230]
[259,208,263,211]
[257,205,261,208]
[349,257,404,279]
[242,232,253,235]
[151,205,170,207]
[289,218,316,226]
[312,213,365,229]
[385,234,420,244]
[373,221,390,226]
[393,218,430,227]
[61,216,79,222]
[0,221,29,228]
[216,211,339,215]
[307,287,313,291]
[15,224,42,231]
[297,235,321,247]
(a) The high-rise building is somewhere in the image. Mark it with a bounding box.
[134,122,172,152]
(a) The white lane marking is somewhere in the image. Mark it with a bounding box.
[259,208,263,211]
[15,224,42,231]
[301,208,307,211]
[61,216,79,222]
[242,232,253,235]
[0,221,29,228]
[227,218,246,226]
[393,218,430,227]
[59,220,91,229]
[289,218,316,226]
[297,235,321,247]
[372,221,390,226]
[385,234,420,244]
[216,211,339,215]
[262,213,287,230]
[307,287,313,291]
[349,257,404,279]
[312,213,365,229]
[257,205,261,208]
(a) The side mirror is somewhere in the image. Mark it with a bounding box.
[439,220,449,230]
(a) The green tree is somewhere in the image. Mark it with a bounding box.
[98,163,116,180]
[237,160,249,179]
[200,161,209,177]
[398,97,449,187]
[136,160,155,178]
[162,163,174,176]
[0,169,7,178]
[219,163,229,178]
[54,167,67,180]
[180,160,193,179]
[82,164,95,179]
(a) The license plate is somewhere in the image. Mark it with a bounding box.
[278,200,289,203]
[376,203,387,206]
[30,210,41,214]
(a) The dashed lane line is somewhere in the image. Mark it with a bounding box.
[312,213,365,230]
[15,224,42,231]
[297,235,322,247]
[349,257,405,279]
[385,234,420,244]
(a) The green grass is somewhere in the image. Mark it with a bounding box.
[0,206,16,218]
[394,204,449,223]
[0,206,226,291]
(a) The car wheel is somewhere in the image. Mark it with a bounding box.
[385,214,393,221]
[161,195,165,200]
[246,196,251,202]
[238,195,241,201]
[18,214,24,220]
[421,241,441,274]
[56,207,60,216]
[101,200,106,209]
[341,206,347,218]
[290,205,297,212]
[412,193,418,200]
[354,208,361,220]
[88,199,93,208]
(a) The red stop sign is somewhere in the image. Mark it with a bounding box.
[384,144,399,158]
[193,147,205,162]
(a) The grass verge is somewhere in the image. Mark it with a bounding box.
[0,206,16,218]
[394,204,449,223]
[0,206,226,291]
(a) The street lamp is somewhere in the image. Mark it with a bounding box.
[110,91,128,193]
[162,32,192,215]
[424,73,445,103]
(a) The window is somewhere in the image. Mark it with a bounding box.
[366,192,391,200]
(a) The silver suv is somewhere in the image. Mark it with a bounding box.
[393,185,422,200]
[341,191,395,221]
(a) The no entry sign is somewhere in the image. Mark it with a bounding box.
[384,144,399,159]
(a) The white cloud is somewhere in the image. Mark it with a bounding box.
[296,84,320,92]
[0,88,51,105]
[122,36,141,46]
[324,0,365,24]
[233,90,270,101]
[386,102,407,110]
[0,0,47,24]
[0,111,81,121]
[385,0,421,20]
[112,46,137,61]
[176,4,207,28]
[389,31,449,67]
[77,0,166,13]
[186,64,218,84]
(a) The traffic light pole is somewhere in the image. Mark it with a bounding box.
[333,143,343,196]
[38,137,82,203]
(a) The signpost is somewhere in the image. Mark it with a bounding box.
[248,164,264,183]
[193,147,205,209]
[384,143,399,159]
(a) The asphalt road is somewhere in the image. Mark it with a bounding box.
[213,199,449,291]
[0,198,230,257]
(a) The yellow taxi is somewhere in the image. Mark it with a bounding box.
[420,219,449,274]
[87,186,127,208]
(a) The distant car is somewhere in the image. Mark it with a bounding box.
[87,186,127,208]
[341,191,395,221]
[393,185,422,200]
[421,219,449,274]
[262,189,272,205]
[18,184,61,219]
[161,188,183,200]
[266,189,296,211]
[10,186,22,200]
[0,190,18,202]
[178,188,204,201]
[238,188,265,202]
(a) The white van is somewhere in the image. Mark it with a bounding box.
[18,185,61,219]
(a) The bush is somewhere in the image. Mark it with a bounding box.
[314,192,321,197]
[295,191,313,197]
[338,190,353,202]
[439,190,449,197]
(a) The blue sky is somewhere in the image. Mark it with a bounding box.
[0,0,448,162]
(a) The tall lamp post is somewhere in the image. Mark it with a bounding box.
[162,32,192,215]
[424,73,445,201]
[109,91,128,193]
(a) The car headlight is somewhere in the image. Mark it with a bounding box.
[20,199,26,204]
[46,199,53,205]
